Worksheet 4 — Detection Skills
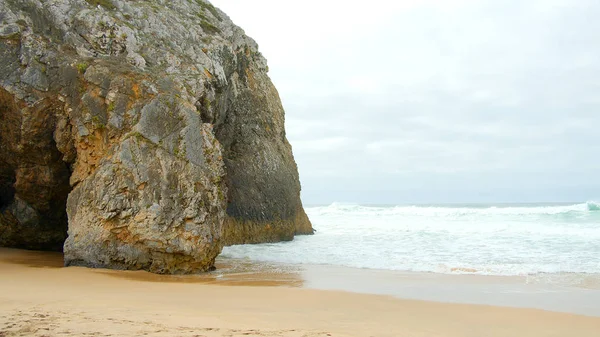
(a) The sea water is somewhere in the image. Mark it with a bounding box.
[222,201,600,276]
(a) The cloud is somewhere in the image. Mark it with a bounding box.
[292,137,352,154]
[212,0,600,203]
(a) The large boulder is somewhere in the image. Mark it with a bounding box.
[0,0,312,273]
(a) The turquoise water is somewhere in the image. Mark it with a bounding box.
[222,201,600,276]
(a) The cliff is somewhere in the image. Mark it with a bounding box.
[0,0,312,273]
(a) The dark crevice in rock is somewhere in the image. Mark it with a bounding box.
[196,93,214,124]
[0,169,15,212]
[0,88,72,252]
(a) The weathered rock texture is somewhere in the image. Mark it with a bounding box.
[0,0,312,273]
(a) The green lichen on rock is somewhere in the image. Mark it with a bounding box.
[76,62,89,74]
[200,20,221,34]
[85,0,116,11]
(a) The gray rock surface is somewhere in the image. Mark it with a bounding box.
[0,0,312,273]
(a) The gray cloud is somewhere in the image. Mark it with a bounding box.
[213,0,600,203]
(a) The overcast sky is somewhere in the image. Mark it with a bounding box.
[211,0,600,204]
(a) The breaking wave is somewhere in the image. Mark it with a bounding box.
[311,201,600,216]
[222,201,600,276]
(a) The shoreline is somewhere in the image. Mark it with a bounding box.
[3,248,600,315]
[2,248,600,336]
[3,248,600,313]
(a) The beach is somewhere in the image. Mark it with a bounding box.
[2,1,598,336]
[1,248,600,337]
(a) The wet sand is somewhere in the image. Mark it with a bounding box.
[298,264,600,316]
[1,248,600,337]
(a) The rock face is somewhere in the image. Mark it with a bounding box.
[0,0,312,273]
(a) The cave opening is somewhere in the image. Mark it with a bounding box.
[0,89,72,252]
[0,92,15,213]
[0,171,15,211]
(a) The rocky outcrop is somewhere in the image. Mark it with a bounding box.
[0,0,312,273]
[213,38,314,245]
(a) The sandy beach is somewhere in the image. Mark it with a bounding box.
[0,248,599,337]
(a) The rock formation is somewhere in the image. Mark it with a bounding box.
[0,0,312,273]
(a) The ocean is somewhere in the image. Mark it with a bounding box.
[222,201,600,276]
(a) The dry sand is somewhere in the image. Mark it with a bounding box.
[1,248,599,337]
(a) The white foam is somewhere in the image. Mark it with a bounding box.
[221,202,600,276]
